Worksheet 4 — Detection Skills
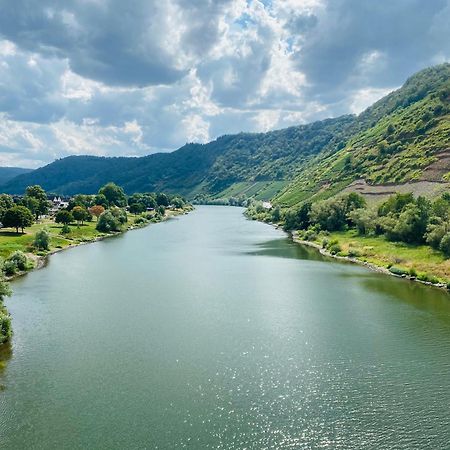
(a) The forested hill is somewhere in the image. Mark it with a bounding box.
[2,63,449,200]
[0,167,32,186]
[1,115,356,197]
[275,63,450,206]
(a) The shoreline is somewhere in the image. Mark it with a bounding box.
[290,232,449,292]
[6,208,192,282]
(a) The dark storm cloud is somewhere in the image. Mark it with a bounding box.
[0,0,234,87]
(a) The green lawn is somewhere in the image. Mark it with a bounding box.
[0,214,144,261]
[310,229,450,282]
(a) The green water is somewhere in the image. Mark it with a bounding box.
[1,206,450,449]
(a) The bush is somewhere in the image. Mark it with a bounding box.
[409,267,418,277]
[0,310,12,344]
[60,224,71,234]
[322,238,329,249]
[3,260,16,276]
[389,266,409,276]
[134,216,148,225]
[328,243,342,255]
[9,251,27,271]
[304,229,317,241]
[34,229,50,251]
[348,248,361,258]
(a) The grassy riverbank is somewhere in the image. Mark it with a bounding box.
[294,228,450,287]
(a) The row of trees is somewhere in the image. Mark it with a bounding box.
[282,191,450,257]
[0,182,188,234]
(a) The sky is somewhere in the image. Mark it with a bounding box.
[0,0,449,168]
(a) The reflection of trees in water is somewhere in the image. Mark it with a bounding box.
[246,238,331,262]
[0,342,12,387]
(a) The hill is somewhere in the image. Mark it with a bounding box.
[0,167,32,186]
[275,63,450,206]
[2,63,448,201]
[1,116,356,197]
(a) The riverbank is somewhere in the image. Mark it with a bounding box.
[291,230,450,291]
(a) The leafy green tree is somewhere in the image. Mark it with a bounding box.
[129,203,145,214]
[0,194,13,222]
[439,232,450,257]
[94,193,108,207]
[156,193,169,207]
[426,220,449,249]
[284,203,311,231]
[171,197,185,209]
[348,208,378,235]
[25,185,49,219]
[111,207,127,224]
[55,209,74,225]
[3,206,34,233]
[72,206,90,225]
[98,183,127,207]
[96,211,121,232]
[33,229,50,250]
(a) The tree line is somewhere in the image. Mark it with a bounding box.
[248,191,450,258]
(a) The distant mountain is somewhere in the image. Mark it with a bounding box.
[0,167,32,186]
[2,63,449,202]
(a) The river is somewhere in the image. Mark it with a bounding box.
[1,206,450,449]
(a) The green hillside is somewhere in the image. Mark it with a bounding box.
[276,63,450,206]
[1,116,355,198]
[2,64,448,202]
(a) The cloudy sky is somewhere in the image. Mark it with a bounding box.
[0,0,449,168]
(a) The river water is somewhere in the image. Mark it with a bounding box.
[1,206,450,449]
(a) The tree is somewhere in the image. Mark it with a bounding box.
[55,209,74,225]
[94,193,108,207]
[348,208,378,235]
[98,182,127,207]
[0,194,13,222]
[8,251,28,271]
[88,205,105,221]
[171,197,185,209]
[3,206,34,233]
[129,203,145,214]
[111,207,127,224]
[284,203,311,231]
[96,211,121,232]
[72,206,90,225]
[439,232,450,258]
[156,193,169,207]
[33,229,50,250]
[25,185,49,219]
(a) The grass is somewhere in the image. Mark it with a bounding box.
[0,213,146,261]
[310,229,450,283]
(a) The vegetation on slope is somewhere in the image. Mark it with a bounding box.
[276,63,450,207]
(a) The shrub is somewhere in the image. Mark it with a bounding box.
[304,229,317,241]
[3,260,16,276]
[348,248,361,258]
[389,266,409,276]
[134,216,148,225]
[9,251,27,271]
[60,224,71,234]
[0,311,12,344]
[409,267,418,277]
[328,243,342,255]
[322,238,329,249]
[34,229,50,251]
